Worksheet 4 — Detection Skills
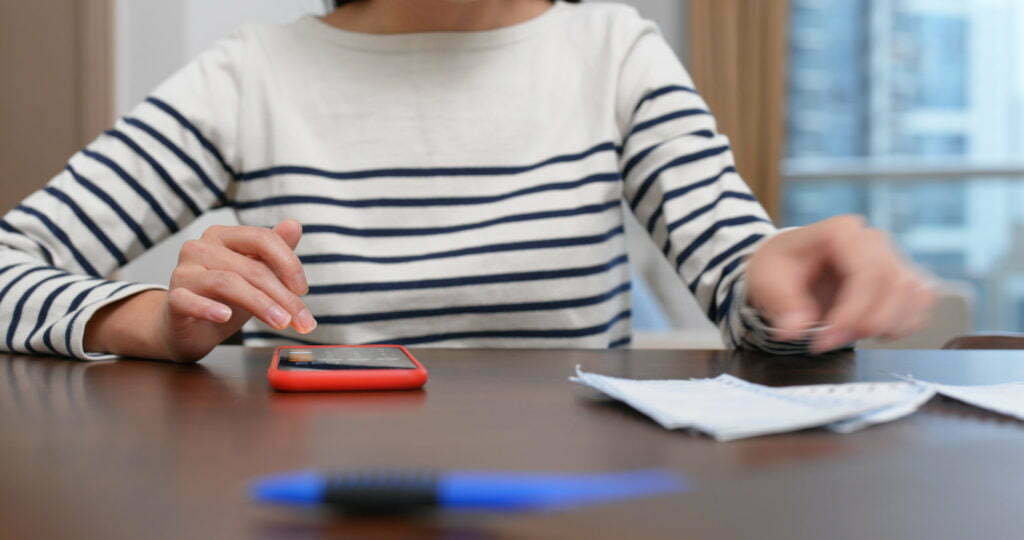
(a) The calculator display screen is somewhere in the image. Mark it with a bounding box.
[277,347,416,370]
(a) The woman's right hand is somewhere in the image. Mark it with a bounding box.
[85,220,316,362]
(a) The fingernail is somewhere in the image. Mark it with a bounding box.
[294,308,317,334]
[210,305,232,323]
[267,305,291,329]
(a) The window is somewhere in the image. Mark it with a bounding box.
[785,0,1024,331]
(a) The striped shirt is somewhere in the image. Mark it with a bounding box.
[0,2,792,360]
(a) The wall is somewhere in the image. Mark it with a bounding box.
[0,1,114,213]
[626,0,686,59]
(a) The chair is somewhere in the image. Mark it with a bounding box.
[942,334,1024,350]
[859,280,974,350]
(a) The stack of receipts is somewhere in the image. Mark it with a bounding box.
[571,367,1024,441]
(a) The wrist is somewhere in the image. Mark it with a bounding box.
[84,289,169,359]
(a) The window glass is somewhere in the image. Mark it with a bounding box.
[786,0,1024,331]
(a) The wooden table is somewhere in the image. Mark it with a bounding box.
[2,347,1023,539]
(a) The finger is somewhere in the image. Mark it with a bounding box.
[886,280,937,339]
[201,225,308,295]
[187,269,294,330]
[746,258,821,341]
[167,287,233,323]
[814,231,891,352]
[199,244,316,333]
[814,268,886,352]
[273,219,303,250]
[860,271,918,342]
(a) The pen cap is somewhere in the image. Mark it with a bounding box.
[439,469,687,511]
[250,471,327,506]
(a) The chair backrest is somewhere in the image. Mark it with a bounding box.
[942,334,1024,350]
[860,280,974,350]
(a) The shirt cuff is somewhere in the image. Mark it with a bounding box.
[68,283,166,361]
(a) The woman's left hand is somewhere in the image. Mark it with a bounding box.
[745,215,937,353]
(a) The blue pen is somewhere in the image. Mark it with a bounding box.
[251,469,688,513]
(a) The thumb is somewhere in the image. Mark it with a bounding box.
[746,258,821,341]
[273,219,302,250]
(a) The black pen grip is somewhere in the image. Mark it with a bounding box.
[323,471,440,514]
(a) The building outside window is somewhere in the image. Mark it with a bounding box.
[785,0,1024,331]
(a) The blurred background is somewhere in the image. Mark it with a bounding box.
[2,0,1014,348]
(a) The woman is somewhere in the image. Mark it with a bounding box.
[0,0,933,362]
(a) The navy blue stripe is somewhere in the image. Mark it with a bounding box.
[104,282,136,299]
[622,109,710,149]
[14,206,99,276]
[238,141,617,181]
[0,220,55,265]
[301,225,624,265]
[706,256,747,323]
[609,336,632,348]
[0,267,59,352]
[0,267,53,308]
[145,96,236,178]
[633,85,700,114]
[739,308,754,332]
[43,281,114,354]
[663,191,757,241]
[41,316,62,354]
[82,149,179,233]
[644,166,735,233]
[733,306,756,348]
[672,216,771,272]
[759,335,814,349]
[717,277,741,341]
[0,264,25,277]
[303,200,620,238]
[66,165,154,249]
[622,142,660,179]
[42,187,128,267]
[64,307,90,358]
[621,130,715,179]
[124,117,227,204]
[241,331,322,345]
[366,309,632,346]
[759,331,816,346]
[64,311,87,356]
[66,281,112,314]
[310,254,629,295]
[105,128,203,216]
[0,264,32,337]
[25,277,96,354]
[688,233,764,292]
[6,272,70,352]
[235,171,621,210]
[73,281,143,352]
[716,278,741,325]
[318,282,631,325]
[629,145,730,211]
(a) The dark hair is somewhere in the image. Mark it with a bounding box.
[335,0,579,6]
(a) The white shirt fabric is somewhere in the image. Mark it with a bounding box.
[0,2,793,359]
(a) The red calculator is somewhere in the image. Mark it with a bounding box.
[267,345,428,392]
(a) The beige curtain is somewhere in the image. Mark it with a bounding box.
[0,0,114,212]
[687,0,789,221]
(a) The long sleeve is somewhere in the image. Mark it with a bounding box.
[0,30,248,360]
[616,22,804,353]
